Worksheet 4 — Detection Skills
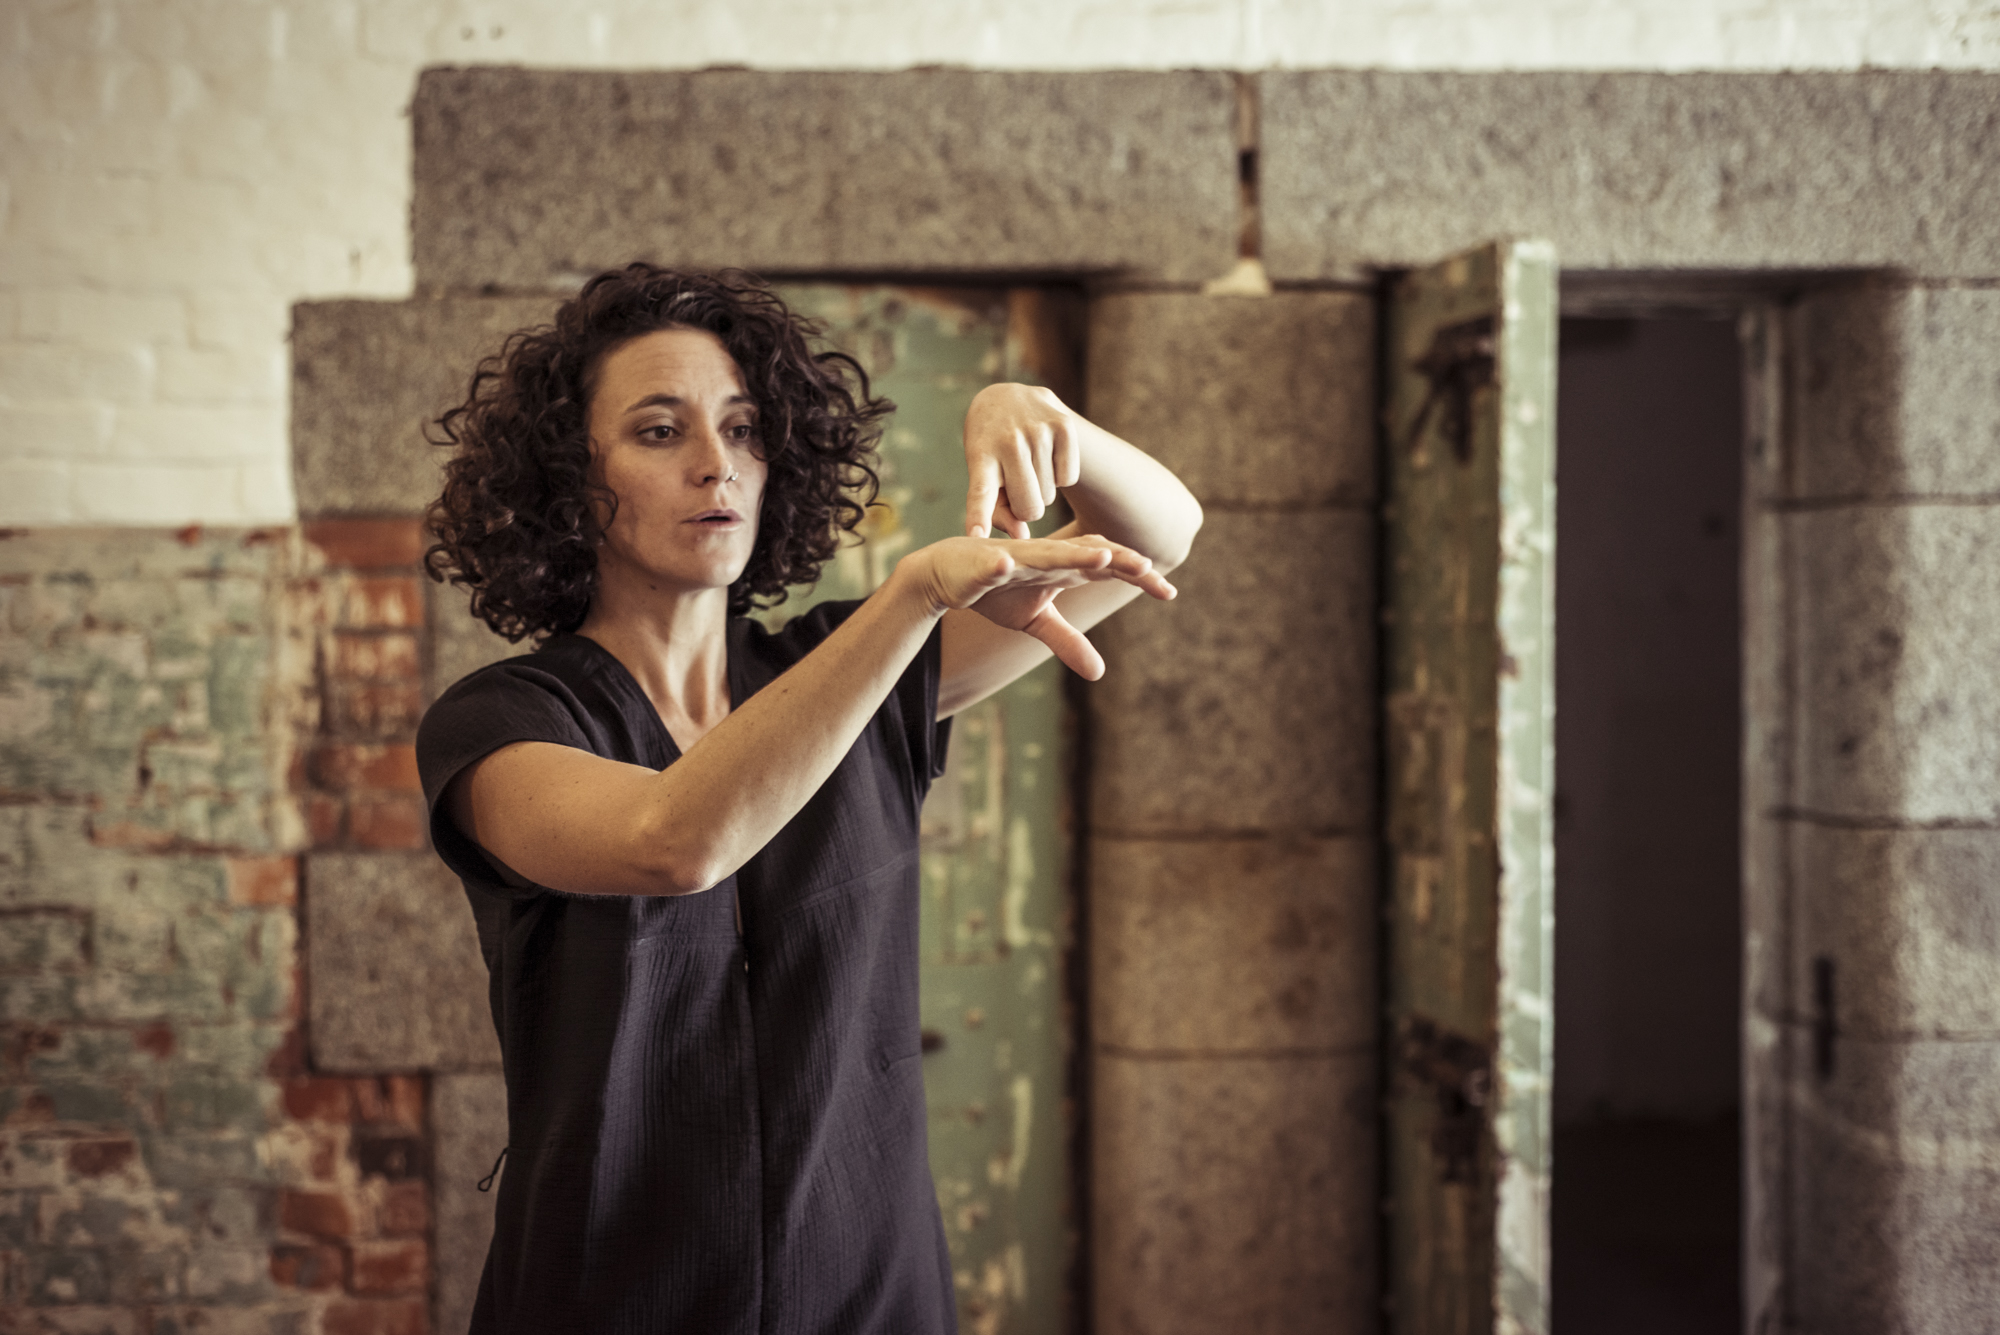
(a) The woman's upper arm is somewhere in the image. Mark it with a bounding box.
[447,740,706,896]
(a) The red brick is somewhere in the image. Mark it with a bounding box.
[340,576,423,629]
[348,1240,429,1296]
[331,632,422,682]
[67,1138,136,1179]
[306,793,346,846]
[282,1077,353,1124]
[132,1022,175,1060]
[227,855,298,907]
[279,1188,354,1240]
[351,1075,425,1132]
[86,820,176,851]
[349,797,426,851]
[269,1242,345,1292]
[322,1298,427,1335]
[326,681,426,738]
[376,1180,430,1236]
[310,745,421,794]
[305,518,427,570]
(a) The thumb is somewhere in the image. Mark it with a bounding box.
[1021,603,1105,680]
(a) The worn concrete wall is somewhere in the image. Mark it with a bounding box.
[1745,282,2000,1333]
[5,1,1999,526]
[1084,291,1380,1333]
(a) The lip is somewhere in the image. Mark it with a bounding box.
[686,508,744,525]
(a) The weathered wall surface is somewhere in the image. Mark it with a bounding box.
[5,1,1999,526]
[1085,292,1380,1333]
[1260,71,2000,281]
[1745,282,2000,1333]
[0,525,455,1333]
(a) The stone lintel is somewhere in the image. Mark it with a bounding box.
[411,68,1241,291]
[1261,71,2000,281]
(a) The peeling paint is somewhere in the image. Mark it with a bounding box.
[1383,241,1557,1335]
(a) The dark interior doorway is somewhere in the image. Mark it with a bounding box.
[1552,316,1744,1332]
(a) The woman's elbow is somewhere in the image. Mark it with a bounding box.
[630,813,733,897]
[1154,495,1204,574]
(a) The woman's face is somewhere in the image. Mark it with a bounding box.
[585,327,770,603]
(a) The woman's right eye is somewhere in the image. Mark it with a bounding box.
[639,423,676,443]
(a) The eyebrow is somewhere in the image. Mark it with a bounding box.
[621,392,756,415]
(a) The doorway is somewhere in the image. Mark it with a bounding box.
[1551,316,1745,1332]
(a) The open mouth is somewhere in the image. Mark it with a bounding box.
[689,509,742,526]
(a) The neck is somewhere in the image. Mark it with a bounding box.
[576,573,735,747]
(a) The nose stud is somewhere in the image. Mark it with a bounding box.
[725,470,740,484]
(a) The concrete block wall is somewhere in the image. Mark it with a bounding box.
[1748,282,2000,1332]
[1084,292,1381,1333]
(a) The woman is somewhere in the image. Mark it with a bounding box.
[417,265,1201,1333]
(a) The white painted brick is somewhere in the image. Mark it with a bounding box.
[57,292,189,347]
[69,460,245,524]
[236,453,296,524]
[15,291,61,341]
[190,291,290,351]
[0,458,73,525]
[0,343,151,404]
[154,346,283,406]
[0,403,115,457]
[107,405,280,462]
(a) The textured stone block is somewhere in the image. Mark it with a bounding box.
[1261,72,2000,280]
[305,851,498,1072]
[433,1072,506,1335]
[1790,505,2000,822]
[290,297,560,518]
[1091,835,1375,1052]
[1092,1052,1376,1335]
[1791,284,2000,500]
[1088,509,1375,834]
[1087,292,1377,507]
[427,579,519,704]
[1791,1040,2000,1335]
[1803,1036,2000,1147]
[1791,824,2000,1038]
[411,69,1239,290]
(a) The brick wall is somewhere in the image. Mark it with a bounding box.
[0,524,503,1333]
[2,0,1994,527]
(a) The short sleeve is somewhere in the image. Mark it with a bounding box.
[415,662,598,887]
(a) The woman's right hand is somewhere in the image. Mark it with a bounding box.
[903,534,1174,680]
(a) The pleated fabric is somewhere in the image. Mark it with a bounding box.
[416,601,957,1335]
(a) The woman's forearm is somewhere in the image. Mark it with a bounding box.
[618,567,943,893]
[1061,414,1203,572]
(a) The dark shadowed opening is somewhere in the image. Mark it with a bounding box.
[1552,316,1744,1333]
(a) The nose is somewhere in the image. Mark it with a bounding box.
[684,423,734,486]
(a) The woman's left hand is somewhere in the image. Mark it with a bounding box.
[963,383,1082,540]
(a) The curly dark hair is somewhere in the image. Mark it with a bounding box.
[424,265,891,641]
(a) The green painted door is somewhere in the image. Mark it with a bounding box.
[1381,242,1558,1335]
[771,286,1076,1335]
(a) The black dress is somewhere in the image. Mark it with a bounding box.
[415,600,957,1335]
